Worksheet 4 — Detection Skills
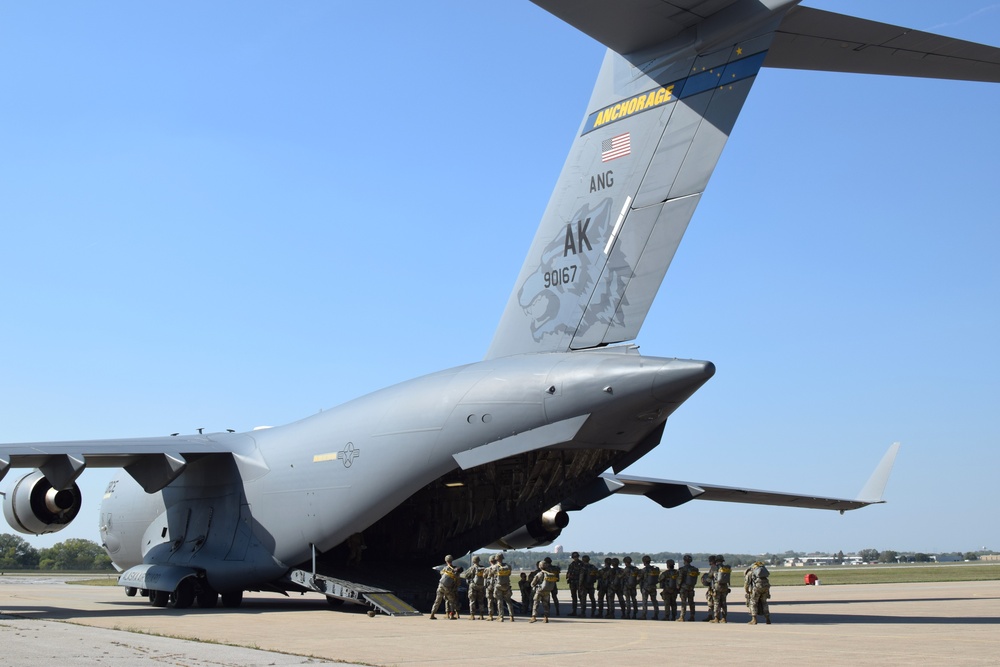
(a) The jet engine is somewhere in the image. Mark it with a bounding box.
[486,505,569,550]
[2,470,82,535]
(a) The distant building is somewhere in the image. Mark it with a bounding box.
[553,545,564,554]
[784,555,864,567]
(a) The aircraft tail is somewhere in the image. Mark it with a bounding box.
[487,1,1000,359]
[486,6,781,359]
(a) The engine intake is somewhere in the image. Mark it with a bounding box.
[486,505,569,550]
[3,470,83,535]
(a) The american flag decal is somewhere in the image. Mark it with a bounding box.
[601,132,631,162]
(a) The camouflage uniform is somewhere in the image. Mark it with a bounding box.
[429,555,459,620]
[621,556,640,619]
[658,559,679,620]
[596,558,613,617]
[464,555,487,619]
[639,555,660,620]
[609,558,626,619]
[543,557,561,616]
[703,555,718,622]
[492,553,516,622]
[566,552,582,616]
[530,561,557,623]
[484,554,498,619]
[676,555,699,621]
[578,555,598,617]
[519,572,533,616]
[744,561,771,625]
[710,556,731,623]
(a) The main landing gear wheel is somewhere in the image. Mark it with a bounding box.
[149,589,170,607]
[220,590,244,608]
[196,588,219,608]
[169,578,195,609]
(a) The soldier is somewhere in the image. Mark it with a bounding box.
[744,560,772,625]
[579,555,598,617]
[658,558,679,621]
[702,555,718,622]
[492,552,516,622]
[596,557,612,618]
[566,552,582,616]
[429,554,459,620]
[519,571,533,615]
[530,560,557,623]
[710,555,731,623]
[609,557,626,619]
[543,556,561,616]
[464,555,487,620]
[639,555,660,620]
[676,554,699,621]
[485,554,498,620]
[621,556,640,619]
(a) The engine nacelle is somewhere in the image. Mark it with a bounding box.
[2,470,83,535]
[486,506,569,550]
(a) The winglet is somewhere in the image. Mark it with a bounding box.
[856,442,901,504]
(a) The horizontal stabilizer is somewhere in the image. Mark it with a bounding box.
[768,6,1000,82]
[570,442,900,513]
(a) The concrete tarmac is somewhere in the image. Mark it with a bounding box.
[2,575,999,666]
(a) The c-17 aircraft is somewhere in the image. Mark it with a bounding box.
[1,1,997,613]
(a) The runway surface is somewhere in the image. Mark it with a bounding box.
[2,575,999,666]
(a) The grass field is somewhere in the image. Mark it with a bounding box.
[737,562,1000,587]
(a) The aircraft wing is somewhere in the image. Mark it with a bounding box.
[0,433,253,492]
[565,442,900,513]
[766,6,1000,82]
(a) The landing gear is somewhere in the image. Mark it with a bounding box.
[124,586,137,597]
[149,589,170,607]
[196,588,219,609]
[220,590,244,608]
[169,578,195,609]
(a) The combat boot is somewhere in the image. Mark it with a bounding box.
[530,616,537,623]
[765,615,771,624]
[675,616,685,622]
[509,614,515,622]
[429,614,437,620]
[488,613,494,621]
[544,615,549,623]
[748,617,757,625]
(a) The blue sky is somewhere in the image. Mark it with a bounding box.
[1,1,998,557]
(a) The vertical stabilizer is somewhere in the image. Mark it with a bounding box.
[486,20,779,359]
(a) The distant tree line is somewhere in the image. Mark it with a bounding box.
[454,548,994,571]
[0,533,113,571]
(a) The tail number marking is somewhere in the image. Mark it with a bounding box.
[544,265,578,289]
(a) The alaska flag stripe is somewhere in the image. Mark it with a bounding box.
[581,50,768,135]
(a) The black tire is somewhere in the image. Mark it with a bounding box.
[170,578,195,609]
[150,589,170,607]
[124,586,137,597]
[196,588,219,609]
[220,590,244,608]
